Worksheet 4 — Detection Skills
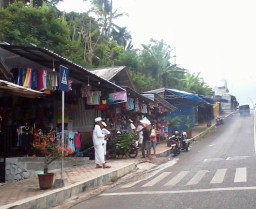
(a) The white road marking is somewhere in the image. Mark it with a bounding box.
[204,158,224,162]
[101,186,256,196]
[121,167,249,190]
[164,171,189,186]
[142,172,171,187]
[210,169,227,184]
[121,179,143,189]
[226,156,250,160]
[234,167,247,182]
[186,170,208,185]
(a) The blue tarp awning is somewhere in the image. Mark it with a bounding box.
[165,89,209,106]
[198,95,215,104]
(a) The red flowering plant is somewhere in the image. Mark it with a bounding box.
[33,129,73,174]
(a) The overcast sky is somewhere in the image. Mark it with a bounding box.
[58,0,256,106]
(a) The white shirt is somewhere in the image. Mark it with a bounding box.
[130,123,136,131]
[136,124,144,140]
[93,124,105,146]
[102,128,111,136]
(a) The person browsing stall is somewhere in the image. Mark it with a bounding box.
[150,124,157,157]
[101,121,111,161]
[128,119,136,134]
[136,120,144,146]
[142,124,152,159]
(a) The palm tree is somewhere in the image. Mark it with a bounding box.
[90,0,128,39]
[181,72,213,96]
[111,26,132,48]
[141,39,186,88]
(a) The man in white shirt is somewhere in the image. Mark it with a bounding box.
[128,119,136,133]
[93,117,111,168]
[136,121,144,146]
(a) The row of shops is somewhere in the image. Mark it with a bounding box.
[0,44,239,183]
[0,45,177,160]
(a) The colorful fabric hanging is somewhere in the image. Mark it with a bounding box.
[31,68,38,89]
[25,68,32,88]
[87,91,101,105]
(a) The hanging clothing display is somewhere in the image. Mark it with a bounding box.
[17,124,34,155]
[128,98,134,110]
[141,103,148,114]
[68,132,76,152]
[74,132,81,151]
[81,85,92,98]
[87,91,101,105]
[12,68,59,91]
[134,98,140,112]
[108,91,127,105]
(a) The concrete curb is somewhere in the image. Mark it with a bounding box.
[191,112,235,143]
[1,163,137,209]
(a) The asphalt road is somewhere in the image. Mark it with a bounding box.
[70,112,256,209]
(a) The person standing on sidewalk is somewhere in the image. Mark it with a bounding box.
[128,119,136,134]
[101,121,111,161]
[150,125,157,158]
[136,120,144,147]
[142,124,152,159]
[93,117,111,168]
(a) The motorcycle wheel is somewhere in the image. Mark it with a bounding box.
[128,145,138,158]
[185,146,189,152]
[174,148,180,156]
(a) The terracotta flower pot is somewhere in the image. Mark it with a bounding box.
[38,173,55,190]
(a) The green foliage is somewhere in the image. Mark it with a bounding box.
[115,49,140,70]
[182,115,194,131]
[109,133,137,157]
[0,1,214,96]
[180,72,214,96]
[93,40,124,67]
[0,2,70,54]
[168,116,181,128]
[129,71,161,92]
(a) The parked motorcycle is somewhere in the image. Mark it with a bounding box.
[168,131,181,156]
[179,131,190,152]
[215,116,224,126]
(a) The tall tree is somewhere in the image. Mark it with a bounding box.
[89,0,129,42]
[181,72,213,96]
[140,39,185,88]
[0,2,70,54]
[0,0,63,8]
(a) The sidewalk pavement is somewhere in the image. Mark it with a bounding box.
[0,113,233,209]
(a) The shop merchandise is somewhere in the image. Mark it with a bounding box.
[17,123,34,155]
[13,68,58,91]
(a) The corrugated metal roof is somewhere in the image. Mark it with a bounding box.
[143,88,210,107]
[122,86,153,104]
[143,88,166,94]
[0,44,124,92]
[89,66,126,80]
[141,93,178,112]
[0,79,43,98]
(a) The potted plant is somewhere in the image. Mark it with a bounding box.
[183,115,194,138]
[167,116,181,133]
[33,129,73,189]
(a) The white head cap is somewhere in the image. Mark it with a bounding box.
[102,122,107,127]
[129,119,133,123]
[95,117,102,122]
